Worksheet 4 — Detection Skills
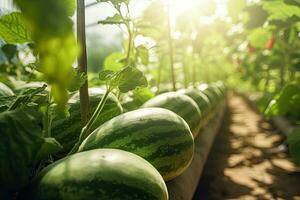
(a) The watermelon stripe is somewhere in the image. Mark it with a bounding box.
[51,88,123,156]
[82,124,188,149]
[30,149,168,200]
[79,108,194,181]
[142,92,201,137]
[145,140,193,160]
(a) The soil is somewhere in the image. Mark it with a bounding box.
[193,94,300,200]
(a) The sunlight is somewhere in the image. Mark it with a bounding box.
[168,0,227,25]
[169,0,208,15]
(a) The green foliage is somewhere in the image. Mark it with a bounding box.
[99,66,148,92]
[244,4,268,29]
[265,84,300,118]
[65,0,76,16]
[227,0,246,21]
[13,0,79,111]
[104,52,126,71]
[0,108,61,194]
[136,45,149,66]
[99,14,124,24]
[247,28,272,49]
[263,0,300,21]
[288,127,300,166]
[0,12,32,44]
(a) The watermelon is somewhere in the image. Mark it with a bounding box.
[177,88,212,116]
[78,108,194,181]
[28,149,168,200]
[198,84,218,107]
[142,92,201,137]
[208,85,223,100]
[51,88,123,155]
[121,88,155,112]
[0,82,14,97]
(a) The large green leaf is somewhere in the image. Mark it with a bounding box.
[98,14,124,25]
[244,4,268,29]
[104,52,126,71]
[136,45,149,65]
[0,12,32,44]
[265,84,300,118]
[263,0,300,21]
[99,66,148,92]
[113,67,148,93]
[0,108,62,194]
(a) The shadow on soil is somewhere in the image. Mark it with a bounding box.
[193,96,300,200]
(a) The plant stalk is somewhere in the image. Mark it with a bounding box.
[77,0,90,125]
[68,89,110,155]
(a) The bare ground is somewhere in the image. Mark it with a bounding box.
[193,94,300,200]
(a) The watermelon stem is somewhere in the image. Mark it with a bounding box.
[68,89,111,155]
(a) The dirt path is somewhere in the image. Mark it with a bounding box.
[194,94,300,200]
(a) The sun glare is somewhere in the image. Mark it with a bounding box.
[168,0,227,25]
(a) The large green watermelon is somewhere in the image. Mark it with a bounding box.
[142,92,201,137]
[177,88,212,117]
[0,82,14,97]
[198,84,218,107]
[28,149,168,200]
[51,88,123,155]
[78,108,194,181]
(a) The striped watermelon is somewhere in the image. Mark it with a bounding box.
[198,84,218,107]
[209,84,226,99]
[0,82,14,97]
[78,108,194,181]
[51,88,123,155]
[28,149,168,200]
[177,88,212,116]
[142,92,201,137]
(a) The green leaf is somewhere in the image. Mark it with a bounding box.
[99,70,116,82]
[133,87,154,103]
[97,0,129,7]
[65,0,76,16]
[288,127,300,166]
[265,84,300,118]
[0,12,32,44]
[98,14,124,25]
[0,108,45,192]
[0,96,16,112]
[244,4,268,29]
[136,45,149,65]
[262,0,300,21]
[247,27,272,49]
[34,137,63,165]
[68,68,88,92]
[8,84,48,111]
[112,67,148,93]
[104,52,126,71]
